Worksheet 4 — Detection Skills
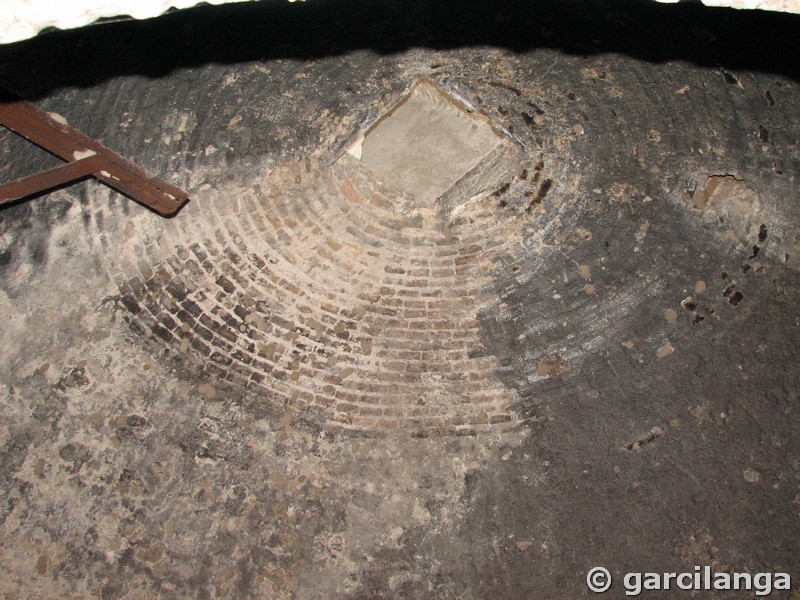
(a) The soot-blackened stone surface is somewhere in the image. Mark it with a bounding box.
[0,0,799,598]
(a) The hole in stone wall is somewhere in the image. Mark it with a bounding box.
[681,174,764,242]
[344,79,505,207]
[722,284,744,306]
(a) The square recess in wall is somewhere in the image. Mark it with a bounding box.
[343,78,518,210]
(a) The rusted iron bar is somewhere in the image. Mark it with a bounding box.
[0,154,105,205]
[0,98,189,217]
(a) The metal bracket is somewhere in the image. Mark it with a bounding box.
[0,97,189,217]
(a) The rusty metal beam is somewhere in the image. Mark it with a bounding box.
[0,154,105,205]
[0,97,189,217]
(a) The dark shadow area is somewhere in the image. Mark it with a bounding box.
[0,0,799,99]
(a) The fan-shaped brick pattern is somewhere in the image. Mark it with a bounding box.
[102,158,523,437]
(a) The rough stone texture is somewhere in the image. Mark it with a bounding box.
[1,0,799,598]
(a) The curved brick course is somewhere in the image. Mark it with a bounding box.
[101,158,523,437]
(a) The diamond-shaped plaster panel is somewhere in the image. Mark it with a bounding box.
[347,79,505,207]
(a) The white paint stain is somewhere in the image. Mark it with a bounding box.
[73,149,96,161]
[47,111,68,125]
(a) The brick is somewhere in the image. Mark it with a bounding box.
[207,350,232,367]
[420,289,443,298]
[151,324,174,343]
[159,313,178,331]
[189,243,207,261]
[224,248,243,266]
[225,371,250,388]
[426,300,449,309]
[371,192,393,209]
[434,247,458,258]
[379,298,403,308]
[341,179,365,204]
[217,326,238,343]
[175,309,196,328]
[231,350,253,365]
[422,266,446,278]
[182,299,203,318]
[325,238,342,252]
[407,279,428,288]
[190,337,211,356]
[216,276,237,295]
[490,414,513,424]
[119,295,142,315]
[166,279,189,302]
[459,244,483,255]
[204,363,227,379]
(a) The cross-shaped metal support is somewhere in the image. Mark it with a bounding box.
[0,95,189,217]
